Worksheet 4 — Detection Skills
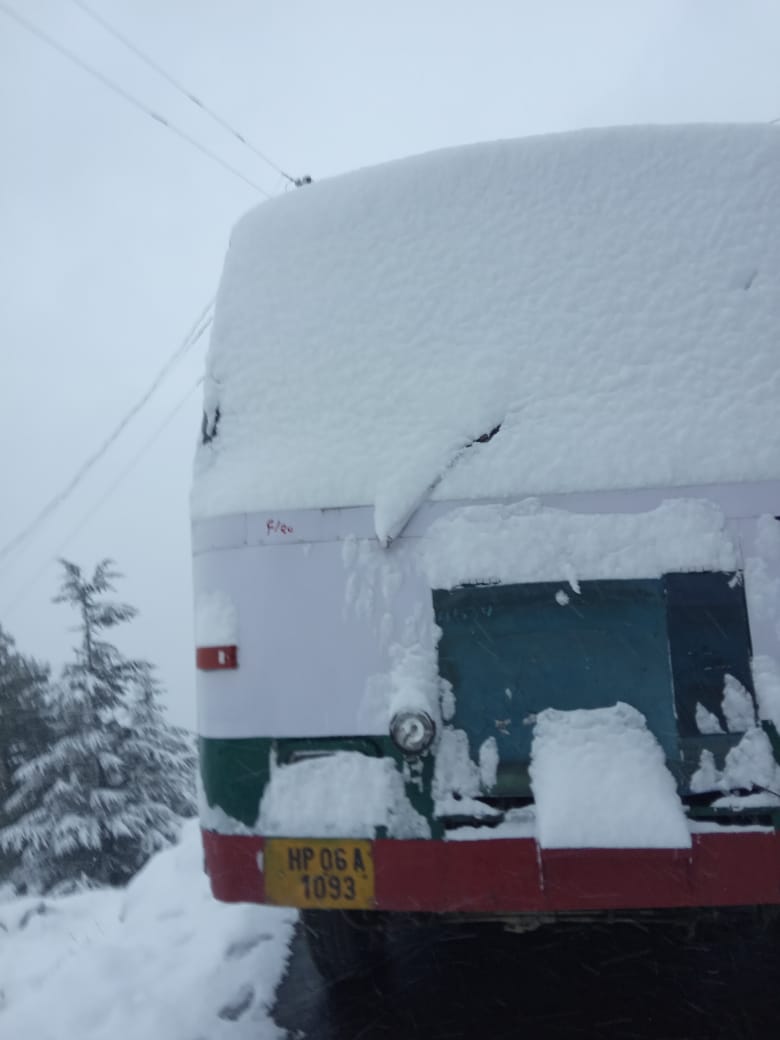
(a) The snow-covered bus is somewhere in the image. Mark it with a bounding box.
[193,125,780,981]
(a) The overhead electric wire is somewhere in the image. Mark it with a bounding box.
[2,377,203,618]
[0,302,213,568]
[0,1,272,198]
[69,0,300,186]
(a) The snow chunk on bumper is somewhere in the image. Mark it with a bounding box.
[257,751,430,839]
[529,703,691,849]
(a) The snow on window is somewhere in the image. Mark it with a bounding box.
[432,727,499,820]
[743,537,780,729]
[695,702,724,736]
[193,125,780,532]
[690,749,720,793]
[720,728,779,793]
[691,726,780,804]
[420,498,737,590]
[528,703,691,849]
[744,555,780,626]
[721,674,756,733]
[478,736,499,790]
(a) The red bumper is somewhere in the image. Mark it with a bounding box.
[201,829,780,912]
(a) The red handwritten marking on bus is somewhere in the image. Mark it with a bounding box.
[266,519,294,535]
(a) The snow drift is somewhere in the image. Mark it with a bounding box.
[0,821,295,1040]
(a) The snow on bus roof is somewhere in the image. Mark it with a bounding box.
[192,124,780,537]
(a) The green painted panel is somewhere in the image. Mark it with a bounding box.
[434,579,680,792]
[199,736,274,828]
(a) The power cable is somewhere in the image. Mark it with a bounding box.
[2,377,203,617]
[0,302,213,568]
[69,0,305,187]
[0,1,272,198]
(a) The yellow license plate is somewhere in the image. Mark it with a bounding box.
[264,839,375,909]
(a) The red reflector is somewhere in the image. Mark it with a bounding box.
[196,645,238,670]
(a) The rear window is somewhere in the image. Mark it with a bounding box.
[434,572,755,794]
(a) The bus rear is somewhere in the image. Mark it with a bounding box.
[192,125,780,979]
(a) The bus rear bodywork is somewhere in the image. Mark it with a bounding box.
[192,125,780,977]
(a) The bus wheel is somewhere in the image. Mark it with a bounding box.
[301,910,385,983]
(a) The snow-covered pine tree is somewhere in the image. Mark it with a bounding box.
[0,625,53,889]
[0,560,194,893]
[120,663,196,859]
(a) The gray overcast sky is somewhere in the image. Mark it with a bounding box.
[1,0,778,728]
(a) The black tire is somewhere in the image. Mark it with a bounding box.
[301,909,386,983]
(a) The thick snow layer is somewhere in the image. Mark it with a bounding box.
[421,498,737,589]
[529,704,691,849]
[257,751,430,839]
[0,821,295,1039]
[193,125,780,534]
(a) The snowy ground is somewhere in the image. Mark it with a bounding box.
[0,821,296,1040]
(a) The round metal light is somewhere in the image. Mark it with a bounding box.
[390,710,436,755]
